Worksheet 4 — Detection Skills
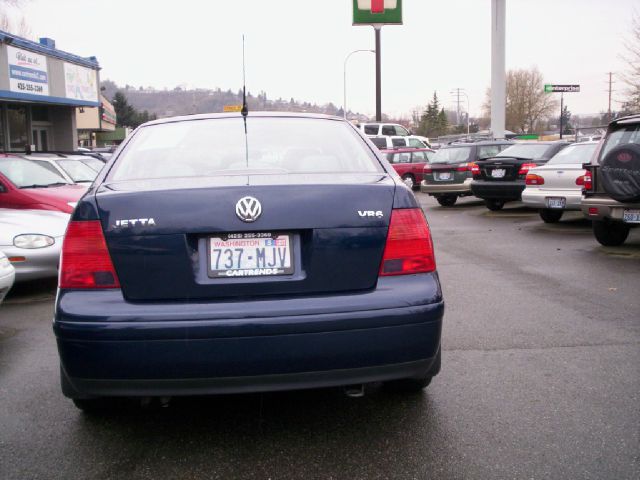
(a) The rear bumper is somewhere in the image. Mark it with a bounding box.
[420,178,472,195]
[521,188,583,210]
[470,180,525,200]
[54,274,444,397]
[581,196,640,223]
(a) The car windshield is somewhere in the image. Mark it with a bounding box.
[80,158,106,172]
[0,158,69,188]
[496,144,552,160]
[599,123,640,160]
[56,159,99,182]
[430,146,472,164]
[110,117,382,181]
[547,143,598,165]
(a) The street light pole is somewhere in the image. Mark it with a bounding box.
[459,91,471,136]
[343,49,375,119]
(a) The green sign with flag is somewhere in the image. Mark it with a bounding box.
[353,0,403,25]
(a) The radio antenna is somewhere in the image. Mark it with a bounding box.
[241,34,248,120]
[241,35,249,174]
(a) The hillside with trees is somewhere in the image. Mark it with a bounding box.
[101,80,368,122]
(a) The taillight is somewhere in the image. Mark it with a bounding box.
[379,208,436,276]
[575,175,584,186]
[423,164,432,174]
[59,220,120,289]
[470,163,481,178]
[518,163,538,175]
[525,173,545,185]
[456,163,469,172]
[583,171,593,191]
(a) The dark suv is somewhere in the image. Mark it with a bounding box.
[420,140,513,206]
[470,141,570,210]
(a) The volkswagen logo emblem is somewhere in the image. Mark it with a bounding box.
[235,196,262,223]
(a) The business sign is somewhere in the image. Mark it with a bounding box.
[64,62,98,102]
[223,105,243,112]
[7,46,49,96]
[353,0,402,25]
[544,84,580,93]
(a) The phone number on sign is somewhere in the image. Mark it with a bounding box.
[17,82,44,93]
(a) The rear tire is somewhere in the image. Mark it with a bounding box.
[401,174,416,190]
[436,195,457,207]
[383,348,440,393]
[484,199,505,211]
[539,209,564,223]
[592,220,630,246]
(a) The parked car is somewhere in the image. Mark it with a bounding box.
[582,114,640,246]
[0,208,70,281]
[521,141,599,222]
[381,148,435,189]
[470,141,571,210]
[54,112,444,411]
[0,155,87,213]
[23,153,99,185]
[0,251,15,305]
[359,122,411,137]
[369,135,427,149]
[420,140,513,206]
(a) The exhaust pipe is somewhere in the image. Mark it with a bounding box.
[343,384,365,398]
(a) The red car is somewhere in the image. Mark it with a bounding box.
[381,148,435,190]
[0,154,87,213]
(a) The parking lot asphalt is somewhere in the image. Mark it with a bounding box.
[1,193,638,480]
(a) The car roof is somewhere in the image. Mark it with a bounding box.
[611,113,640,126]
[144,111,345,127]
[380,148,434,153]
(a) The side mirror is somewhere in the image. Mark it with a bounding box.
[0,183,7,193]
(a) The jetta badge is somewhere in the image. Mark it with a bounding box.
[235,196,262,223]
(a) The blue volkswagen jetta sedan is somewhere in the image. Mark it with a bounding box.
[53,112,444,411]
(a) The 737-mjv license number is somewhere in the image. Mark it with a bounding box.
[208,232,294,278]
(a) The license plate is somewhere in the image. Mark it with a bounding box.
[437,172,452,181]
[491,168,506,178]
[209,232,294,278]
[623,209,640,223]
[546,197,566,209]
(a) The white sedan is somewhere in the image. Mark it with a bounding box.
[0,209,70,282]
[0,251,15,304]
[522,141,599,223]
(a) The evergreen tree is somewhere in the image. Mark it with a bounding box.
[112,91,137,128]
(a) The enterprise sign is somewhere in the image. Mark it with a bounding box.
[7,45,49,96]
[544,84,580,93]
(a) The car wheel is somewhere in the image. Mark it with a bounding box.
[401,174,415,190]
[539,209,563,223]
[436,195,457,207]
[592,220,630,246]
[484,199,505,211]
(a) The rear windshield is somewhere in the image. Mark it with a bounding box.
[430,146,472,164]
[110,118,382,181]
[600,123,640,160]
[0,158,69,187]
[547,143,598,165]
[496,144,552,160]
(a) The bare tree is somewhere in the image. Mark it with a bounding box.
[484,67,557,133]
[0,0,33,39]
[620,13,640,112]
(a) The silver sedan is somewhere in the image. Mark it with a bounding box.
[522,141,599,223]
[0,209,70,281]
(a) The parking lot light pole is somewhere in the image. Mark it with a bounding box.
[343,49,375,119]
[460,91,470,136]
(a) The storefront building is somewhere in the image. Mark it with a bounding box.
[76,94,116,147]
[0,30,100,152]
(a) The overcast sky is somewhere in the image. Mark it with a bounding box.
[10,0,640,118]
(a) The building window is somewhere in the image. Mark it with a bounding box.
[8,105,28,151]
[31,106,50,122]
[0,107,5,151]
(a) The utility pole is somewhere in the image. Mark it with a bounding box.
[451,88,462,125]
[607,72,613,123]
[559,93,564,140]
[491,0,506,139]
